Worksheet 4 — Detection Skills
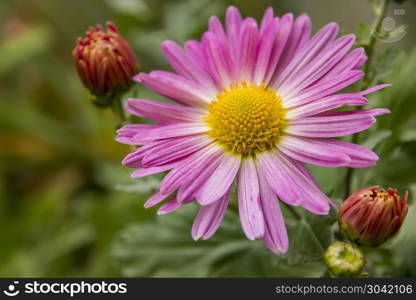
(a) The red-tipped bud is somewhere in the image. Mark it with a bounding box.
[73,22,138,105]
[339,186,409,246]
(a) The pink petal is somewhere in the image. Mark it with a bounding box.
[192,188,231,240]
[358,84,391,95]
[282,34,355,98]
[317,108,390,117]
[184,40,210,73]
[279,135,351,167]
[238,158,265,240]
[138,72,212,107]
[133,123,209,144]
[157,196,183,215]
[122,148,144,168]
[253,18,279,84]
[263,13,293,85]
[116,124,157,145]
[141,135,212,167]
[237,18,258,82]
[131,164,175,179]
[144,190,170,208]
[285,113,376,138]
[126,98,204,124]
[271,13,311,83]
[177,153,223,202]
[209,16,227,44]
[283,70,364,108]
[226,6,243,61]
[202,32,234,88]
[257,172,288,255]
[122,142,161,168]
[196,153,241,205]
[256,152,300,206]
[319,47,366,80]
[259,7,274,35]
[160,143,223,195]
[161,41,216,91]
[324,139,379,168]
[273,22,338,90]
[286,93,368,119]
[284,156,332,214]
[257,151,330,214]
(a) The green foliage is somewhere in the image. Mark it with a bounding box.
[388,202,416,276]
[111,204,328,277]
[286,209,337,265]
[362,48,416,190]
[1,0,415,278]
[0,25,52,75]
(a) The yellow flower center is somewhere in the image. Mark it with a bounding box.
[205,82,286,157]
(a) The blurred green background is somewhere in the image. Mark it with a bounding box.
[0,0,415,277]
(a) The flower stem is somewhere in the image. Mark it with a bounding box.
[111,95,126,127]
[282,202,302,221]
[363,0,390,86]
[344,0,390,199]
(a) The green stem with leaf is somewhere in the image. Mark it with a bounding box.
[111,95,126,127]
[344,0,390,199]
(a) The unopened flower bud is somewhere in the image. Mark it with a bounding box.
[324,241,365,277]
[340,186,408,247]
[73,22,138,106]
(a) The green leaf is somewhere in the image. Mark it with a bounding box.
[361,129,392,150]
[307,165,341,196]
[286,221,324,265]
[387,202,416,277]
[304,209,338,247]
[369,48,400,86]
[93,161,163,195]
[111,204,327,277]
[378,48,416,133]
[286,209,337,265]
[111,204,246,277]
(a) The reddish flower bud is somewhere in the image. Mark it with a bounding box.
[73,22,138,104]
[339,186,409,246]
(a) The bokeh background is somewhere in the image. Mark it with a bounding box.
[0,0,415,277]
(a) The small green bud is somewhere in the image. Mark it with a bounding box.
[324,241,365,277]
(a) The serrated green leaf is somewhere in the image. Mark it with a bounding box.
[286,221,324,265]
[361,130,392,150]
[286,209,337,265]
[111,203,327,277]
[387,202,416,276]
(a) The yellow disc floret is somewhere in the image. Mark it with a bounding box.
[205,82,286,157]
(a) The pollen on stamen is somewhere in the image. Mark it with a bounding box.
[204,82,286,157]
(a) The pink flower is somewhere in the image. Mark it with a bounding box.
[117,6,389,255]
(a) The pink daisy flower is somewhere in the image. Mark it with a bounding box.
[117,6,389,255]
